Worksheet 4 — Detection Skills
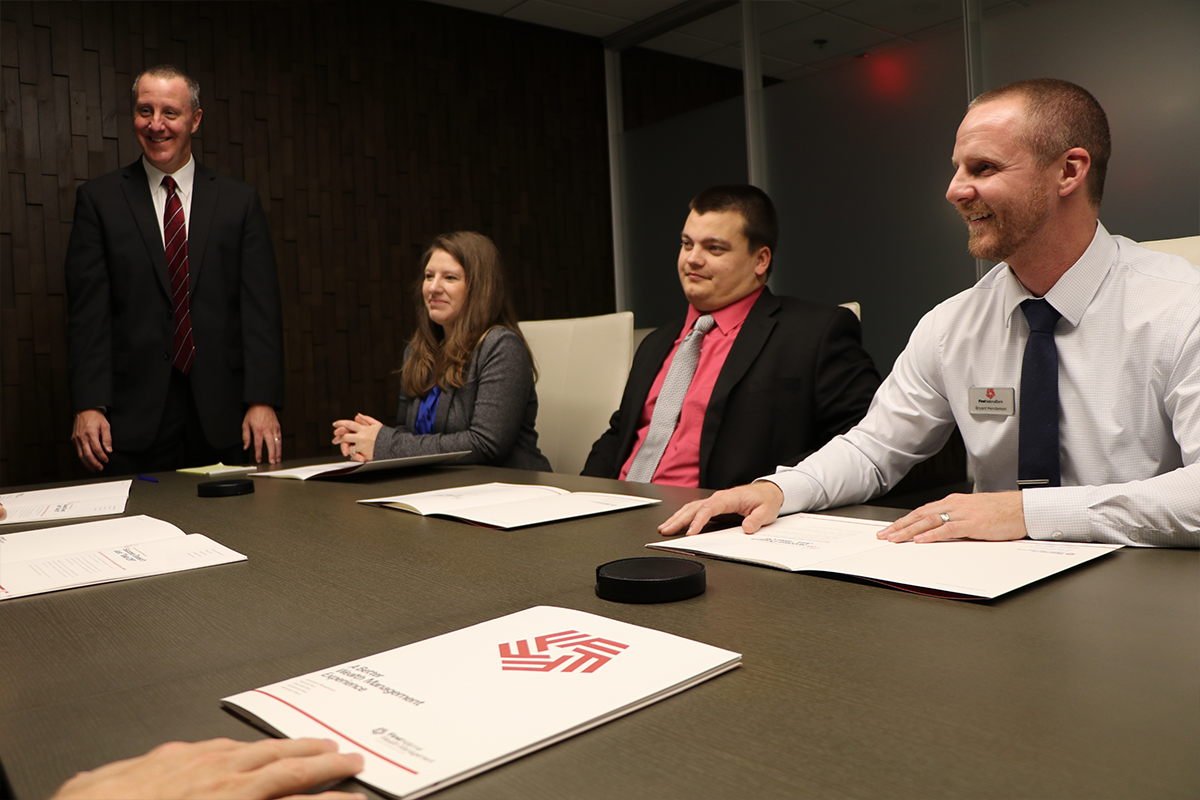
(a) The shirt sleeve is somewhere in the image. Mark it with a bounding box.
[65,184,115,413]
[1022,305,1200,547]
[764,307,958,513]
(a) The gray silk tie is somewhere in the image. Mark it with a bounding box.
[626,314,716,483]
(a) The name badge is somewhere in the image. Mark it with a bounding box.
[970,386,1015,416]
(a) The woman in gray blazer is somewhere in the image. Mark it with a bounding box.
[332,232,550,471]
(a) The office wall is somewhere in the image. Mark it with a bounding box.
[0,1,615,487]
[622,29,969,355]
[619,50,751,327]
[624,95,747,328]
[764,31,969,374]
[983,0,1200,240]
[624,0,1200,374]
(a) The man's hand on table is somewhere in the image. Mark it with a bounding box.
[878,491,1027,543]
[659,480,785,537]
[49,737,365,800]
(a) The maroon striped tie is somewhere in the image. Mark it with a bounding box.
[163,176,194,374]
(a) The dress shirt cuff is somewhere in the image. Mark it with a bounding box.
[1022,485,1090,542]
[760,469,821,516]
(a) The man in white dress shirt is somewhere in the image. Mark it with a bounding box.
[661,78,1199,548]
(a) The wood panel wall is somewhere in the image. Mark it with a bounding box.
[0,0,615,487]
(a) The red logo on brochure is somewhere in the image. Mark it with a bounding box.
[986,388,996,399]
[499,629,629,673]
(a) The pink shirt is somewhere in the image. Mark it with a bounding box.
[620,287,764,487]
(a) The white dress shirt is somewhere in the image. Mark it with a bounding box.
[765,223,1200,547]
[142,155,195,246]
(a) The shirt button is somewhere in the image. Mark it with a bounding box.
[1051,531,1063,540]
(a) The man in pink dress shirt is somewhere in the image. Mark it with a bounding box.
[583,185,880,490]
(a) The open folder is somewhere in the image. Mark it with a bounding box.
[253,452,471,481]
[358,482,660,529]
[0,515,245,600]
[648,512,1122,600]
[0,479,131,525]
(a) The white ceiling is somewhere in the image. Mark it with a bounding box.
[423,0,1038,80]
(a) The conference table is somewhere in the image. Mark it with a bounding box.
[1,462,1196,799]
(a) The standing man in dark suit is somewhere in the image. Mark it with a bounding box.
[66,64,285,474]
[583,185,880,490]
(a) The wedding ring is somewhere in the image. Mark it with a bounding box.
[939,512,951,525]
[350,445,357,456]
[274,437,280,442]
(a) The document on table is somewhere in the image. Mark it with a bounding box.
[358,482,660,529]
[253,452,471,481]
[0,479,132,525]
[648,512,1123,599]
[177,463,257,476]
[223,605,740,799]
[0,514,246,600]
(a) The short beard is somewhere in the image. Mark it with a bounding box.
[965,182,1052,262]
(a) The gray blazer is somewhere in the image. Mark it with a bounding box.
[375,327,551,471]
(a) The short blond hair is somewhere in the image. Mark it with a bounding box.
[132,64,201,113]
[971,78,1110,207]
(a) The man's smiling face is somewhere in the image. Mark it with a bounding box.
[946,96,1057,263]
[677,209,769,312]
[133,75,202,175]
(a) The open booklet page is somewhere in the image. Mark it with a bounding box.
[358,483,660,529]
[648,513,1122,599]
[223,606,740,800]
[254,452,471,481]
[0,479,131,525]
[0,514,246,600]
[177,463,257,475]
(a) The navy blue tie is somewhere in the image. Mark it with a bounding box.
[1018,298,1062,489]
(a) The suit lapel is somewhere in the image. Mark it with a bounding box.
[631,327,679,404]
[121,159,171,299]
[699,288,779,472]
[710,288,778,402]
[434,385,455,432]
[187,162,217,290]
[621,324,680,454]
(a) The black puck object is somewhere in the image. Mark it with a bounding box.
[596,557,706,604]
[197,478,255,498]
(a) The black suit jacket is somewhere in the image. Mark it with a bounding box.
[582,288,880,490]
[66,159,284,452]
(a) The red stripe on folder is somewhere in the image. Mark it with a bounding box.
[252,689,421,775]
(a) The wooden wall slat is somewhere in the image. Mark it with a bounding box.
[1,0,616,487]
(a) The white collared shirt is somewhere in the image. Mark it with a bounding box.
[765,222,1200,547]
[142,155,196,246]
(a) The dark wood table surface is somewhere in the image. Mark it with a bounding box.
[1,462,1196,799]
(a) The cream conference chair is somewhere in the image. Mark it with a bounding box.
[1141,235,1200,265]
[518,312,634,475]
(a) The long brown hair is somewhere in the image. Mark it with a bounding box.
[401,231,534,397]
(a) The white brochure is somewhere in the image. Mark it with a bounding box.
[648,512,1122,599]
[223,606,740,799]
[358,482,660,529]
[0,514,246,600]
[0,479,132,525]
[253,452,471,481]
